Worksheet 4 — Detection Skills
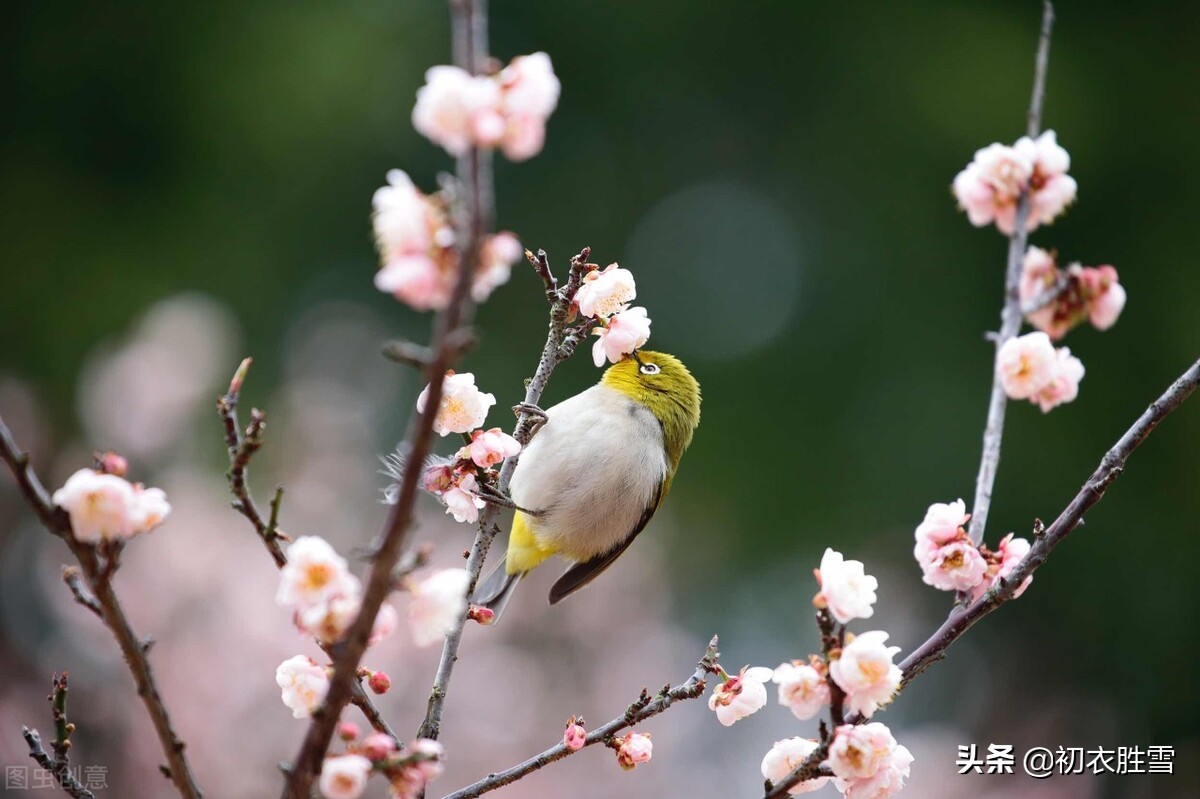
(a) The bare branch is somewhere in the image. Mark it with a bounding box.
[439,637,720,799]
[968,0,1056,545]
[61,567,102,619]
[764,355,1200,798]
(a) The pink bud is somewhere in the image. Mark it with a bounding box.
[468,605,495,626]
[96,451,129,477]
[564,723,586,751]
[368,671,392,695]
[422,464,455,494]
[615,732,653,770]
[360,732,397,761]
[338,722,360,742]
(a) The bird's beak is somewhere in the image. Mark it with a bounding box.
[630,350,646,368]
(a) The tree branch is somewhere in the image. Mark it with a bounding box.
[764,355,1200,798]
[0,416,205,799]
[21,673,96,799]
[439,637,719,799]
[968,0,1055,545]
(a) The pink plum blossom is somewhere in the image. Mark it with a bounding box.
[276,536,359,610]
[374,256,449,312]
[760,737,829,795]
[816,548,878,623]
[408,739,446,782]
[52,468,171,542]
[360,733,397,761]
[275,655,330,719]
[460,428,521,468]
[1033,346,1085,413]
[592,306,652,366]
[564,722,587,751]
[1015,130,1077,229]
[973,533,1034,602]
[913,499,970,548]
[574,263,637,319]
[708,666,773,726]
[1079,265,1126,330]
[472,231,523,302]
[1019,246,1071,338]
[412,65,503,157]
[829,631,902,719]
[368,670,392,695]
[407,569,470,647]
[441,471,486,524]
[501,114,548,161]
[319,754,373,799]
[372,170,436,262]
[952,143,1032,234]
[827,722,900,781]
[417,372,497,436]
[615,732,653,770]
[497,52,560,161]
[772,660,830,721]
[916,538,988,592]
[837,742,914,799]
[996,331,1057,400]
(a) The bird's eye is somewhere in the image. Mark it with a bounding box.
[639,363,661,375]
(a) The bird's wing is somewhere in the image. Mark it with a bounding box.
[547,478,666,605]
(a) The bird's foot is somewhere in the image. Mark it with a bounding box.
[513,402,549,439]
[476,486,542,516]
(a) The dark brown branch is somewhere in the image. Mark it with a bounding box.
[968,0,1056,545]
[0,416,204,799]
[61,567,102,619]
[765,355,1200,798]
[439,637,720,799]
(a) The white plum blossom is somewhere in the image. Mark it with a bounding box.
[417,372,497,436]
[913,499,970,548]
[996,331,1058,400]
[442,471,486,524]
[408,738,446,782]
[372,169,436,261]
[276,536,359,610]
[829,631,902,719]
[1033,347,1085,414]
[408,569,470,647]
[836,740,914,799]
[412,66,503,157]
[275,655,330,719]
[52,468,171,542]
[915,538,988,592]
[827,723,902,783]
[760,737,829,795]
[498,52,561,161]
[473,231,523,303]
[772,660,830,721]
[592,306,652,366]
[574,263,637,319]
[708,666,773,726]
[459,428,521,469]
[318,754,373,799]
[817,548,878,623]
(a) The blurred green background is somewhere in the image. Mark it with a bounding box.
[2,1,1197,796]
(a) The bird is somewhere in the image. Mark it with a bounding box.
[474,350,701,620]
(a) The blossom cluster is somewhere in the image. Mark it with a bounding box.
[573,263,653,366]
[372,169,523,311]
[698,549,911,797]
[405,371,521,525]
[413,52,560,161]
[952,130,1076,234]
[996,331,1085,413]
[53,465,171,543]
[1020,246,1126,339]
[318,732,445,799]
[912,500,1032,601]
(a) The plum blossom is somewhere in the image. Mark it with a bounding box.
[760,737,829,795]
[837,742,914,799]
[996,332,1057,400]
[829,631,902,719]
[708,666,773,726]
[564,721,587,751]
[574,263,637,319]
[816,548,878,623]
[408,569,470,647]
[412,66,502,157]
[52,468,171,542]
[360,733,397,761]
[407,739,446,782]
[1020,248,1126,339]
[615,732,653,770]
[441,471,486,523]
[592,306,652,366]
[473,231,524,303]
[275,655,330,719]
[319,754,373,799]
[772,659,830,721]
[498,52,561,161]
[828,723,899,781]
[459,428,521,468]
[916,538,988,592]
[1015,130,1077,229]
[1019,246,1072,338]
[276,536,359,610]
[1033,347,1085,413]
[973,533,1033,603]
[913,499,970,548]
[1075,264,1126,330]
[417,372,496,436]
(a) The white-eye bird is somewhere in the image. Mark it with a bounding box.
[474,350,701,619]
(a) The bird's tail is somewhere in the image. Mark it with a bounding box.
[473,555,524,624]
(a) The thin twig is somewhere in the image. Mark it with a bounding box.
[418,245,593,742]
[22,727,95,799]
[764,356,1200,798]
[61,567,102,619]
[967,0,1055,546]
[439,637,720,799]
[0,416,205,799]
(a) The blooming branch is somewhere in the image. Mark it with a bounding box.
[437,636,720,799]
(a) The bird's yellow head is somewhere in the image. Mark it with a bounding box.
[600,350,701,471]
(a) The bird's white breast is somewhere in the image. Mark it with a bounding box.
[509,384,667,561]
